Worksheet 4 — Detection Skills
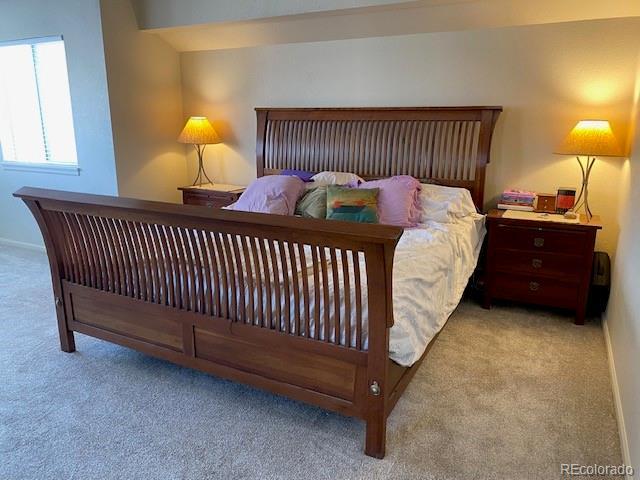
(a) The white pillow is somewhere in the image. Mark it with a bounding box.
[419,183,477,223]
[310,171,364,187]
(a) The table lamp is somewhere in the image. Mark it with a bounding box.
[555,120,623,221]
[178,116,221,186]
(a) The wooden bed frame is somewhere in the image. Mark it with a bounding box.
[15,106,501,458]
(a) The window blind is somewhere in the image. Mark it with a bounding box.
[0,37,78,166]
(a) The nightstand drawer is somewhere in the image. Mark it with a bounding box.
[491,273,579,309]
[179,184,245,209]
[493,249,583,282]
[184,192,236,208]
[493,224,587,254]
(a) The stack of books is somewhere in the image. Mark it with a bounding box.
[497,189,536,211]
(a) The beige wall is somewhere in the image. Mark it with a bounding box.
[0,0,118,246]
[100,0,187,203]
[181,17,640,255]
[604,52,640,467]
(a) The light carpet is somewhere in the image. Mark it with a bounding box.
[0,244,621,479]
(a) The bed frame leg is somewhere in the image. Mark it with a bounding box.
[55,297,75,353]
[365,414,386,458]
[58,324,76,353]
[365,408,386,458]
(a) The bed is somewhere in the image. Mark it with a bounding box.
[15,106,501,458]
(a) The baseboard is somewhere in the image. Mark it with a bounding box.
[602,319,632,473]
[0,237,45,252]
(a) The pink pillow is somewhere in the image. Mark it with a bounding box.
[357,176,421,227]
[232,175,304,215]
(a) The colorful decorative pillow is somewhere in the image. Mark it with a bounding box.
[326,185,379,223]
[311,171,364,187]
[232,175,304,215]
[295,186,327,219]
[282,169,314,182]
[357,175,421,227]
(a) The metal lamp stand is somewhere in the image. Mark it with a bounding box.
[570,155,596,221]
[192,144,214,186]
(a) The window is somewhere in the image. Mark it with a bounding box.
[0,36,78,172]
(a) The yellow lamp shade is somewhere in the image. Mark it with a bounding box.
[555,120,623,157]
[178,116,221,145]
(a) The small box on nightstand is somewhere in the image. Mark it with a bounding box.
[534,193,557,213]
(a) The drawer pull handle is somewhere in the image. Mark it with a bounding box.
[533,237,545,248]
[532,258,543,269]
[529,281,540,292]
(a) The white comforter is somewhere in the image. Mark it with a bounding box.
[387,214,485,365]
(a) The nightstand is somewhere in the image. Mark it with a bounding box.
[483,209,602,325]
[179,183,245,208]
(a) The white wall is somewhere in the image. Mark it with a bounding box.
[0,0,118,246]
[100,0,187,203]
[604,53,640,468]
[181,17,640,255]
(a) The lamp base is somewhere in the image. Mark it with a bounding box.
[569,156,595,222]
[192,144,213,186]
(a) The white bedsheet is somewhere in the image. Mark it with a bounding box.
[388,214,485,365]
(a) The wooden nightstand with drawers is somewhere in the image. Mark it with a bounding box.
[483,209,602,325]
[179,183,245,209]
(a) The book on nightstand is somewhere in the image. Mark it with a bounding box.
[497,189,536,211]
[497,203,534,212]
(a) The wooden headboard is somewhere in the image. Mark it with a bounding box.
[255,106,501,209]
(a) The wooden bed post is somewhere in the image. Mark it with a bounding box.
[364,242,396,458]
[255,109,268,178]
[23,199,75,353]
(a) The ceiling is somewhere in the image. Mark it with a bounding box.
[132,0,640,52]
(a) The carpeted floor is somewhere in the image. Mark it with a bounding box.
[0,244,621,479]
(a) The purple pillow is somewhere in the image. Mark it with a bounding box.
[357,175,421,227]
[232,175,305,215]
[281,169,314,182]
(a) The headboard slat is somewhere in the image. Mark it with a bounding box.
[256,107,501,209]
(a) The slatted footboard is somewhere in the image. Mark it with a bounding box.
[15,187,403,458]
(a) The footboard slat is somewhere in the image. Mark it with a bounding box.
[249,237,263,326]
[268,239,282,331]
[258,237,272,329]
[123,220,141,299]
[105,217,124,296]
[138,221,155,303]
[16,188,403,458]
